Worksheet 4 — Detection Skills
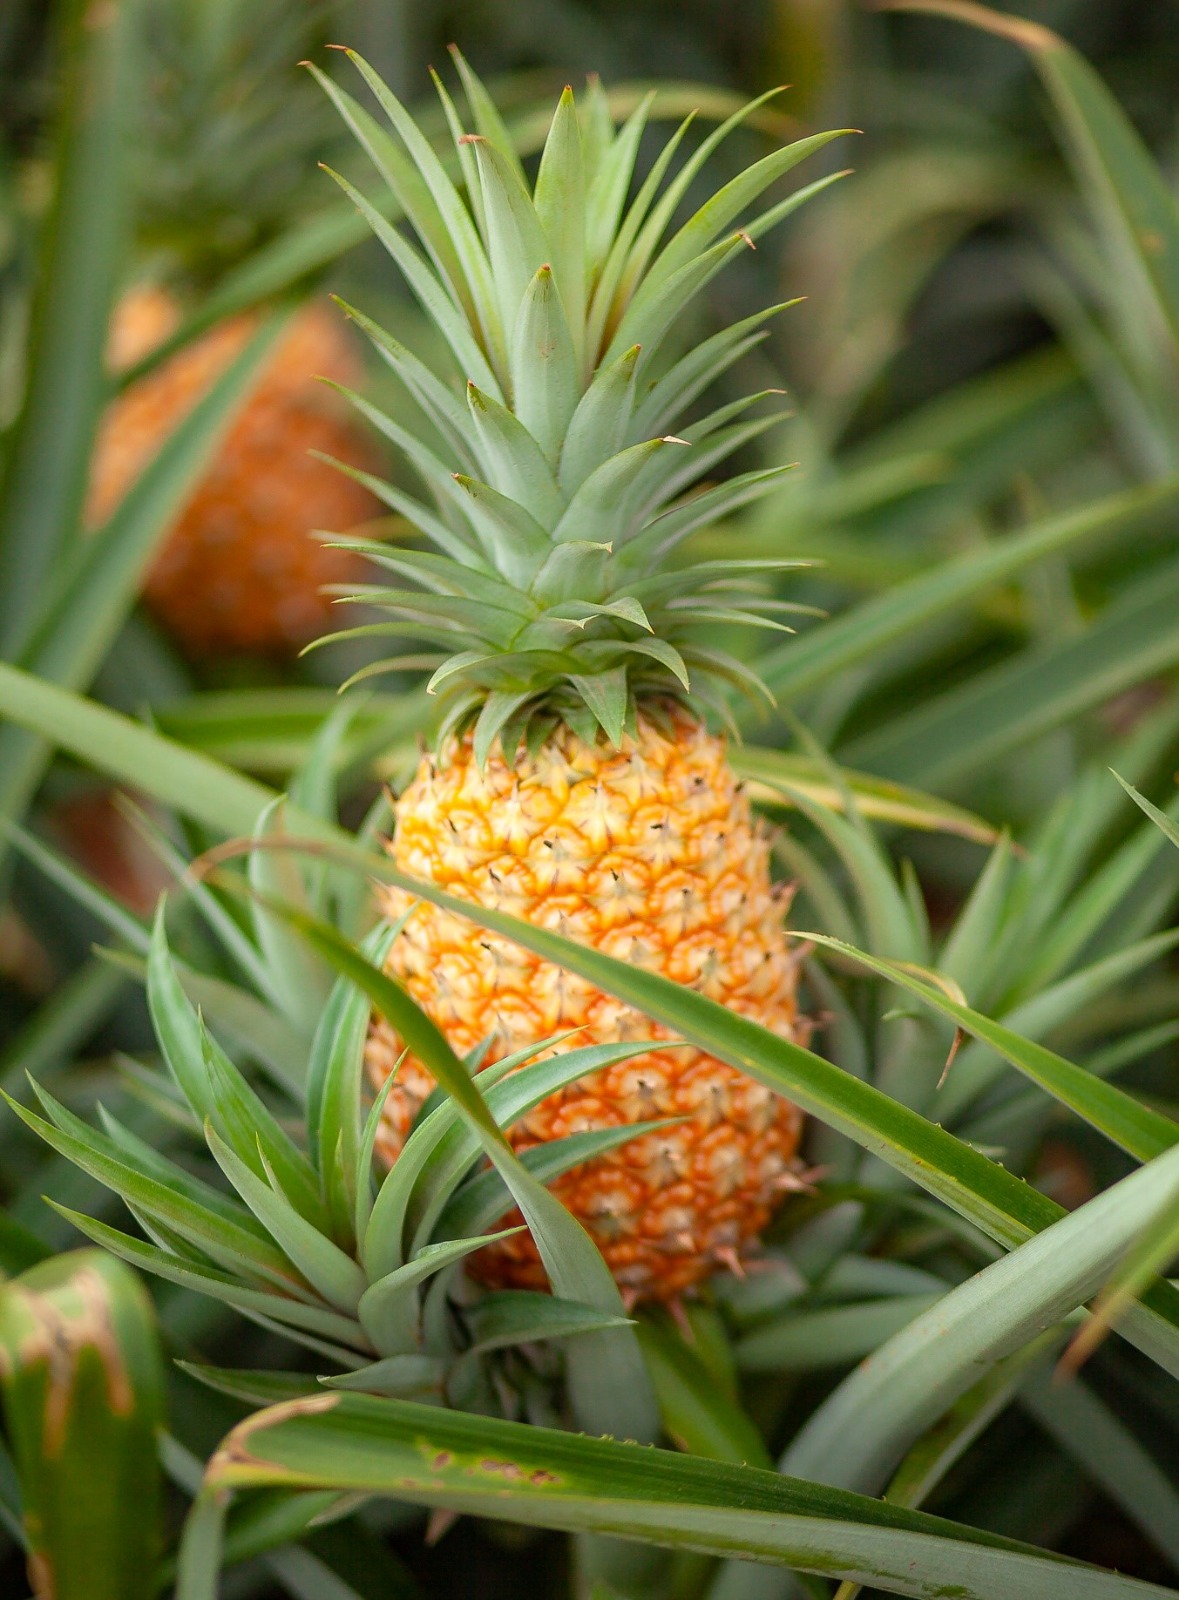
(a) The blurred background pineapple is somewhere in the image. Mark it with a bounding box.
[87,0,379,659]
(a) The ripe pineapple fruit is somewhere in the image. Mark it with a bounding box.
[88,287,377,656]
[83,0,377,656]
[318,53,847,1300]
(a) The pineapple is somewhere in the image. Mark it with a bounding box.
[85,0,378,657]
[315,53,847,1301]
[88,287,377,656]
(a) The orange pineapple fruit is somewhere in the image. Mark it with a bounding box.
[317,53,847,1299]
[367,706,805,1298]
[88,286,377,656]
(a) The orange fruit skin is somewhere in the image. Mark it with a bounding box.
[367,706,805,1301]
[88,287,377,656]
[47,791,170,918]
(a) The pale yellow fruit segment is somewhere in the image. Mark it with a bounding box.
[367,705,806,1301]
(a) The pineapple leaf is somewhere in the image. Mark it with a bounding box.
[430,65,485,238]
[637,1314,774,1469]
[584,92,656,280]
[584,111,696,364]
[198,1027,325,1229]
[315,454,481,565]
[338,50,500,351]
[649,128,853,290]
[615,86,788,307]
[308,928,395,1190]
[534,87,588,366]
[551,436,688,543]
[620,467,794,567]
[627,407,791,526]
[147,909,219,1126]
[451,473,554,586]
[511,266,581,463]
[817,931,1179,1159]
[662,605,794,633]
[0,816,149,954]
[474,690,539,768]
[305,65,479,328]
[571,668,630,745]
[182,1391,1137,1600]
[441,1117,685,1242]
[899,0,1179,345]
[320,1353,445,1397]
[349,544,533,609]
[1113,771,1179,852]
[605,232,749,370]
[530,541,613,606]
[772,784,926,961]
[466,1291,633,1354]
[204,1122,367,1315]
[248,799,332,1036]
[633,302,800,435]
[425,650,573,697]
[679,645,773,707]
[465,135,550,375]
[67,1099,248,1235]
[577,73,617,191]
[465,382,566,528]
[361,1051,527,1280]
[355,1070,399,1250]
[784,1140,1179,1498]
[48,1205,370,1353]
[307,927,396,1233]
[622,637,692,691]
[319,164,502,397]
[343,588,522,649]
[407,1042,682,1255]
[558,343,641,492]
[102,947,307,1096]
[270,910,660,1441]
[322,377,488,531]
[755,477,1179,701]
[357,1228,524,1357]
[448,45,528,186]
[113,801,280,1001]
[4,1091,296,1290]
[331,296,477,469]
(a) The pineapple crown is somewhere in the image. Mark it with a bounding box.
[309,50,851,761]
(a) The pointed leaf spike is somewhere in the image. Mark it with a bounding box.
[449,45,528,185]
[511,265,581,464]
[535,86,588,368]
[585,92,656,276]
[430,65,485,239]
[464,380,566,529]
[465,137,551,375]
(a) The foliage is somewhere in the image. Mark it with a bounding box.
[0,2,1177,1598]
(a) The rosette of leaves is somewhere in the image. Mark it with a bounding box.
[4,903,673,1435]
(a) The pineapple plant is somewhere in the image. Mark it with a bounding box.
[3,838,667,1433]
[85,0,378,658]
[309,53,850,1300]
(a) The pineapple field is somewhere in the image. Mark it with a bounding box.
[1,1,1179,1597]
